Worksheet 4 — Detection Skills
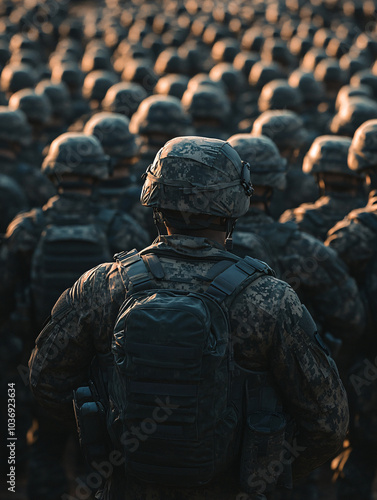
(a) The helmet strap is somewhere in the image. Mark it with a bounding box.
[225,218,236,251]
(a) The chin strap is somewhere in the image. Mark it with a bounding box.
[225,218,237,251]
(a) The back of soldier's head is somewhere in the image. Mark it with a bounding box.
[181,85,231,125]
[252,110,307,152]
[42,132,110,186]
[258,79,303,113]
[154,74,189,99]
[8,89,52,127]
[330,96,377,137]
[228,134,287,190]
[303,135,360,184]
[84,112,139,161]
[35,80,72,121]
[102,82,147,118]
[130,94,193,138]
[140,135,253,240]
[348,119,377,173]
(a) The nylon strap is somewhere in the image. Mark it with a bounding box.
[205,256,273,303]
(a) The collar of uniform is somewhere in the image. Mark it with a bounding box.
[150,234,227,256]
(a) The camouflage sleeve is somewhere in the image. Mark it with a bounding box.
[28,262,123,424]
[271,288,349,480]
[325,216,377,275]
[282,232,366,342]
[107,212,150,254]
[234,281,348,480]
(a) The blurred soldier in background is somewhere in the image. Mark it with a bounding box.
[280,136,367,241]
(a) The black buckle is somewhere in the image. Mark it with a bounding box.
[241,161,254,196]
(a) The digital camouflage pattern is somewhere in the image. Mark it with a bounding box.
[29,235,349,500]
[141,136,252,218]
[279,193,367,242]
[302,136,356,176]
[234,207,366,341]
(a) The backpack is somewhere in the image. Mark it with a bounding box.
[107,248,275,488]
[30,208,116,327]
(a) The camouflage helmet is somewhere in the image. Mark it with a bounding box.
[330,96,377,137]
[335,84,373,111]
[0,106,31,146]
[249,62,286,91]
[252,110,307,150]
[233,51,260,78]
[154,74,189,99]
[35,80,72,120]
[288,70,325,104]
[301,48,327,72]
[8,89,52,125]
[211,38,240,63]
[154,48,187,75]
[228,134,287,190]
[83,70,119,101]
[182,86,231,123]
[258,79,303,112]
[350,70,377,98]
[0,63,36,94]
[209,62,247,95]
[51,62,85,91]
[141,136,252,218]
[129,95,193,136]
[122,59,158,92]
[84,112,139,159]
[42,133,110,180]
[303,136,358,176]
[348,120,377,172]
[102,82,147,118]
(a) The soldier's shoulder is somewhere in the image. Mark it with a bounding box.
[5,207,43,239]
[241,270,302,319]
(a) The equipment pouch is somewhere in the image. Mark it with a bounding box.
[73,385,109,464]
[240,411,287,498]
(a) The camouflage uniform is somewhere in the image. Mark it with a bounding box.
[29,137,348,500]
[234,207,365,342]
[325,120,377,500]
[3,134,148,500]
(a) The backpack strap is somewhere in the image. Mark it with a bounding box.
[115,249,164,292]
[205,256,274,303]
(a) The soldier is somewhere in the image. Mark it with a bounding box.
[83,112,156,240]
[29,136,348,500]
[0,107,56,209]
[325,119,377,500]
[129,94,194,180]
[8,89,52,169]
[280,136,367,241]
[251,110,319,218]
[228,133,365,343]
[181,84,232,140]
[4,132,148,500]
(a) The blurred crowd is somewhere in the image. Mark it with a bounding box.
[0,0,377,498]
